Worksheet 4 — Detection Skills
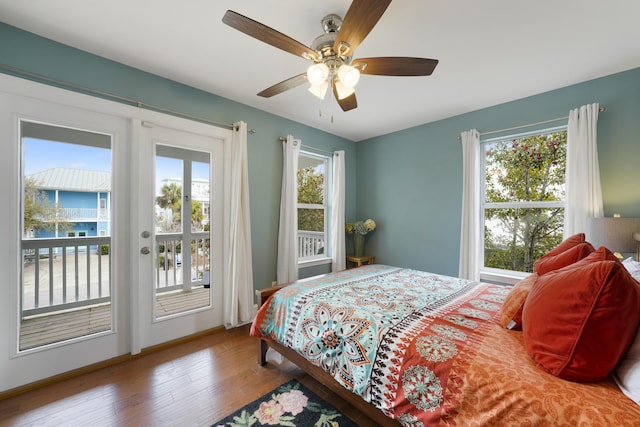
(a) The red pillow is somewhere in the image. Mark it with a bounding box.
[532,233,586,274]
[533,242,594,275]
[568,245,620,267]
[500,273,538,330]
[540,233,585,259]
[522,260,640,382]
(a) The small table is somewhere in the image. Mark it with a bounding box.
[346,255,375,269]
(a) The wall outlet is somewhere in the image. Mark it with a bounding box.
[271,281,277,286]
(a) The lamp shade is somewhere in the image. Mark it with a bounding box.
[306,63,329,86]
[337,64,360,88]
[334,80,355,100]
[586,217,640,254]
[308,80,328,100]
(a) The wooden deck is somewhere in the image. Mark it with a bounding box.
[20,287,210,350]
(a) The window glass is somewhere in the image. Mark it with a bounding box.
[21,121,112,350]
[297,153,328,260]
[482,128,567,273]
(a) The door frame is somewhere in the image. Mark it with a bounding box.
[0,73,232,392]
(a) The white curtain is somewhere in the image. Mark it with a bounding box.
[277,135,300,283]
[565,103,603,236]
[459,129,481,281]
[223,121,255,328]
[331,150,346,271]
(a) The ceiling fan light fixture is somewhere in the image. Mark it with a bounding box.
[307,63,330,86]
[334,80,355,100]
[337,64,360,88]
[308,80,329,100]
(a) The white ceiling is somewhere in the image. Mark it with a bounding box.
[1,1,639,141]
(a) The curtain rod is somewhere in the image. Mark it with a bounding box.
[458,106,606,140]
[279,136,336,155]
[0,64,257,134]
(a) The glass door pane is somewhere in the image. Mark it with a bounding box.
[20,121,112,350]
[154,145,211,318]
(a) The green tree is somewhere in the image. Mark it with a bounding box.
[156,183,182,232]
[191,200,204,230]
[155,183,206,232]
[484,131,567,272]
[297,166,324,232]
[23,177,73,237]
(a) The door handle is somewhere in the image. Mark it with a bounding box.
[140,247,151,255]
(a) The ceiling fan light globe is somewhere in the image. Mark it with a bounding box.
[335,80,355,100]
[337,64,360,88]
[307,63,330,86]
[308,81,329,100]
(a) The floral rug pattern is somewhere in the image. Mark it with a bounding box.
[213,380,358,427]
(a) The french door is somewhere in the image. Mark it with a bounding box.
[0,74,230,392]
[134,121,225,350]
[0,87,130,391]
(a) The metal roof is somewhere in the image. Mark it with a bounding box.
[28,168,111,192]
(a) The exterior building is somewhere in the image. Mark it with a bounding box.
[27,167,111,239]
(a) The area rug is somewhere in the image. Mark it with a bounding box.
[212,379,359,427]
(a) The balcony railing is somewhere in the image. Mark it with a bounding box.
[21,233,211,318]
[22,236,111,317]
[155,233,210,292]
[298,230,325,258]
[41,207,109,221]
[21,230,306,317]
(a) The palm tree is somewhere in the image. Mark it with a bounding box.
[156,183,182,232]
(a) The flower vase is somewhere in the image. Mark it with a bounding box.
[353,233,365,257]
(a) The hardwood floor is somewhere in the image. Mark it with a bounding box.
[0,325,384,427]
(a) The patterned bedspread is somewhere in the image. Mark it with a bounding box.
[250,265,640,426]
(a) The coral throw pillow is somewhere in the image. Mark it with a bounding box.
[537,233,585,259]
[500,273,538,330]
[532,233,586,274]
[569,245,620,266]
[533,242,594,276]
[522,260,640,382]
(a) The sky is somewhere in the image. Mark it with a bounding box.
[24,138,111,175]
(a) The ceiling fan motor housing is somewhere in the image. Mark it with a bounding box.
[311,14,352,71]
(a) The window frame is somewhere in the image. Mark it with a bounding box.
[297,150,331,267]
[479,125,567,283]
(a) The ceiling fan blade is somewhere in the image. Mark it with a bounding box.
[257,73,308,98]
[332,0,391,56]
[332,82,358,112]
[223,10,319,61]
[352,57,439,76]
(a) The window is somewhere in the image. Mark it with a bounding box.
[481,127,567,275]
[297,152,328,262]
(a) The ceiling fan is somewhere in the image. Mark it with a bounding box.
[222,0,438,112]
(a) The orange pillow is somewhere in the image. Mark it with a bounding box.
[522,260,640,382]
[533,242,594,275]
[499,273,538,330]
[538,233,585,259]
[532,233,585,274]
[568,245,620,267]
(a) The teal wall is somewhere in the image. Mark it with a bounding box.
[0,23,356,287]
[357,67,640,276]
[2,23,639,283]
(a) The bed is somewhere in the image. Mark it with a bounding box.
[250,239,640,426]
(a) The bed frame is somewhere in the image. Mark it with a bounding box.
[256,285,400,427]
